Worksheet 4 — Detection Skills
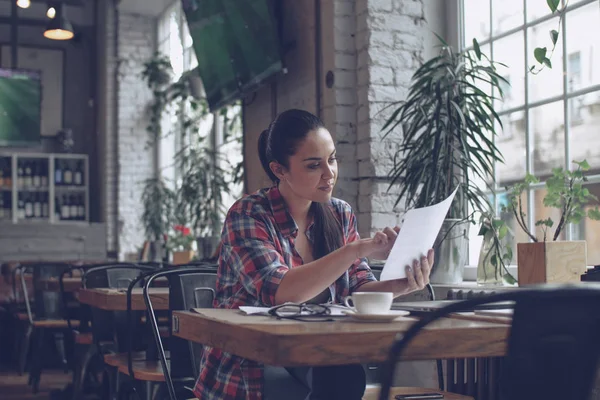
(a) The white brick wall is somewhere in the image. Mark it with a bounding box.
[115,12,156,259]
[355,0,426,237]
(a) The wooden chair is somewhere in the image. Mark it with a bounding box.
[377,284,600,400]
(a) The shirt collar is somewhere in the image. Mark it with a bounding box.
[266,185,298,238]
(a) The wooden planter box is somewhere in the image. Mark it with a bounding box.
[517,241,587,285]
[172,250,195,265]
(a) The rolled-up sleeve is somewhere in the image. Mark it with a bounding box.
[345,208,377,292]
[220,210,289,306]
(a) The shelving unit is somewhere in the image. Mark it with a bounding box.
[0,153,88,224]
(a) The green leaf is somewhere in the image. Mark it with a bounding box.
[588,208,600,220]
[534,47,547,64]
[503,273,517,285]
[498,224,508,240]
[575,159,591,170]
[473,38,482,60]
[550,30,559,45]
[543,57,552,69]
[547,0,560,13]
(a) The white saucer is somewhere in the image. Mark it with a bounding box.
[343,310,410,322]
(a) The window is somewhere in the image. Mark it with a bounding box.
[461,0,600,269]
[157,2,244,215]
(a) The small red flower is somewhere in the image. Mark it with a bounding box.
[182,227,191,236]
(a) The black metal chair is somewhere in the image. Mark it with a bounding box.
[378,283,600,400]
[143,267,217,400]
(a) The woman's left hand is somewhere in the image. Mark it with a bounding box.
[369,226,400,260]
[393,248,434,294]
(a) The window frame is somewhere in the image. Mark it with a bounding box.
[458,0,600,277]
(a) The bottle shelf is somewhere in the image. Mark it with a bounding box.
[0,153,89,224]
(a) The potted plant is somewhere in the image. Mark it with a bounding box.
[503,160,600,285]
[167,224,196,265]
[141,177,176,261]
[382,37,507,284]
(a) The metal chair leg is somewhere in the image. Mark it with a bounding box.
[18,323,33,375]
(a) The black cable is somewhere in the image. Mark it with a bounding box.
[426,283,445,391]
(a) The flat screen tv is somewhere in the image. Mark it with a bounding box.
[181,0,283,111]
[0,68,41,147]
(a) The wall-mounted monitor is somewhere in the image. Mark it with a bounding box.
[0,68,42,147]
[181,0,283,111]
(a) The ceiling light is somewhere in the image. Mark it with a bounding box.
[47,7,56,19]
[44,4,74,41]
[16,0,31,8]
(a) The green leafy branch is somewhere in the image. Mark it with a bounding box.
[504,160,600,242]
[530,0,569,74]
[478,213,517,285]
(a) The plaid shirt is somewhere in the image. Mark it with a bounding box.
[193,186,376,400]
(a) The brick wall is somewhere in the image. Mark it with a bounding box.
[114,12,156,259]
[101,5,156,259]
[354,0,427,237]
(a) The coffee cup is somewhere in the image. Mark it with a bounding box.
[344,292,394,315]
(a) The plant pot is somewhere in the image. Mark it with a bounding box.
[431,219,469,284]
[517,241,587,285]
[196,236,220,261]
[172,250,195,265]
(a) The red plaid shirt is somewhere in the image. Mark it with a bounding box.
[193,186,376,400]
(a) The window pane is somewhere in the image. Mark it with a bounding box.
[527,16,564,102]
[531,100,565,178]
[526,0,556,20]
[464,0,491,42]
[497,111,527,185]
[533,188,566,241]
[498,191,529,264]
[569,93,600,173]
[566,2,600,92]
[492,0,524,35]
[493,31,525,110]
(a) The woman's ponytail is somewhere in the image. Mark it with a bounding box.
[258,129,278,182]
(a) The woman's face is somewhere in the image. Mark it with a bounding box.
[273,127,338,203]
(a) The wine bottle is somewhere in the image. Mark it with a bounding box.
[4,159,11,188]
[24,162,32,187]
[32,162,40,188]
[17,193,25,219]
[42,193,49,218]
[33,193,41,218]
[40,162,48,187]
[69,194,77,220]
[54,196,61,221]
[61,194,70,220]
[63,162,73,185]
[25,194,33,219]
[17,163,23,187]
[55,160,63,186]
[74,161,83,186]
[78,194,85,220]
[0,159,4,188]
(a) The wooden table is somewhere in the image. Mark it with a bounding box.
[172,309,510,366]
[78,288,169,311]
[39,277,82,292]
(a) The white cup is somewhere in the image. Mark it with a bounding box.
[344,292,394,315]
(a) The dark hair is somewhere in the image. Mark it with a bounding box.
[258,109,343,259]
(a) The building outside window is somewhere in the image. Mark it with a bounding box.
[461,0,600,268]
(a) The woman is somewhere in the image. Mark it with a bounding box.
[193,109,434,400]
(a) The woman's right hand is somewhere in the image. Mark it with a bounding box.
[351,231,389,259]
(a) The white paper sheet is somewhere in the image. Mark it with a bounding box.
[380,187,459,281]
